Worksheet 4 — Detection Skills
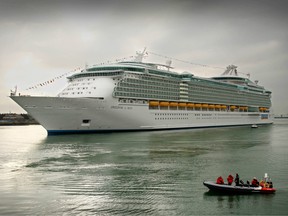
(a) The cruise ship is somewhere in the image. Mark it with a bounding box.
[10,51,273,135]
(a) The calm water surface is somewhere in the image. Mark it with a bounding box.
[0,120,288,215]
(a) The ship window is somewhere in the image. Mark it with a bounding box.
[82,119,90,124]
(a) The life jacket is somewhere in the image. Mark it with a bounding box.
[216,176,224,184]
[227,175,234,184]
[251,179,259,186]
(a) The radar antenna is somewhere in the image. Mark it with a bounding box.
[165,59,172,71]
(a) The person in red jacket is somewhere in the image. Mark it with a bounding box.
[251,177,259,187]
[227,174,234,185]
[216,176,224,184]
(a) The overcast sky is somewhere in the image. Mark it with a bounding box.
[0,0,287,114]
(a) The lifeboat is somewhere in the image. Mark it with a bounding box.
[208,104,215,109]
[202,104,209,108]
[195,104,202,108]
[259,107,264,112]
[149,101,159,106]
[159,101,169,107]
[221,105,227,110]
[239,106,248,110]
[178,102,187,107]
[169,102,178,107]
[187,103,195,108]
[215,105,221,109]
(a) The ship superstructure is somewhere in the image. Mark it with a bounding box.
[10,51,272,134]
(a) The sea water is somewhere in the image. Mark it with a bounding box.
[0,119,288,215]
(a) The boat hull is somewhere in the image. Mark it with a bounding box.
[10,96,273,135]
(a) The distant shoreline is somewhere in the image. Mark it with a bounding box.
[0,122,39,126]
[0,113,39,126]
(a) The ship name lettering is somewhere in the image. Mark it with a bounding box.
[111,106,123,109]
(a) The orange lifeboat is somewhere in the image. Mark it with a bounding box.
[202,104,209,108]
[187,103,195,108]
[149,101,159,106]
[169,102,178,107]
[208,104,215,109]
[215,105,221,109]
[178,102,187,107]
[159,101,169,107]
[195,104,202,108]
[230,105,236,111]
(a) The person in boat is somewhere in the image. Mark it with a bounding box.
[240,180,249,186]
[251,177,259,187]
[263,173,274,188]
[216,176,224,184]
[235,173,240,186]
[267,178,273,188]
[227,174,234,185]
[259,180,265,187]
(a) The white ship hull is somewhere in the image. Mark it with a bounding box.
[11,96,273,135]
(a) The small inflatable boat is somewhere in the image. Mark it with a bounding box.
[203,181,276,194]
